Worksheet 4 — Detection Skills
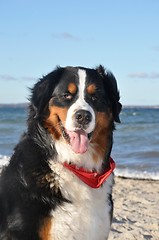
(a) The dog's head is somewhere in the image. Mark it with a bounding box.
[30,65,121,168]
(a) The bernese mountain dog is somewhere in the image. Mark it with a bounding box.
[0,65,121,240]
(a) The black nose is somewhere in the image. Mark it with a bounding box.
[75,110,92,126]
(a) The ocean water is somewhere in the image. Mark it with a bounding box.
[0,105,159,180]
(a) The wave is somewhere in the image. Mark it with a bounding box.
[114,168,159,180]
[0,155,10,170]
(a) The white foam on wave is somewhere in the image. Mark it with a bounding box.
[0,155,10,169]
[114,168,159,180]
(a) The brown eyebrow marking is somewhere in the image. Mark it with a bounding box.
[68,83,77,94]
[87,84,96,94]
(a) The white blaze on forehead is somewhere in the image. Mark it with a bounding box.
[78,69,87,102]
[65,69,95,133]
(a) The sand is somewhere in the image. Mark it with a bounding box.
[109,177,159,240]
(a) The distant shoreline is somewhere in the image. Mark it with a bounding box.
[123,105,159,109]
[0,103,28,108]
[0,103,159,109]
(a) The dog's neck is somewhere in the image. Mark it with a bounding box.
[63,157,115,188]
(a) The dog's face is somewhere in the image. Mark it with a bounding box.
[31,66,121,167]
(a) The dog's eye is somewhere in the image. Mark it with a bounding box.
[62,93,73,100]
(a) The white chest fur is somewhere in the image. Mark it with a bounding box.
[49,162,114,240]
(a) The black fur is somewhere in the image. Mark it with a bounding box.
[0,134,68,239]
[0,65,121,239]
[96,65,122,123]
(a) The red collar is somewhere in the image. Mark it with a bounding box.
[63,157,115,188]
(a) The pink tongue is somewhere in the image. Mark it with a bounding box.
[66,130,89,154]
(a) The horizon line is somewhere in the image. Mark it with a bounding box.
[0,103,159,109]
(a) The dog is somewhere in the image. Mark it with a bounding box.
[0,65,121,240]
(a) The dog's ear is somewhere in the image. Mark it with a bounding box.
[30,66,64,117]
[96,65,122,123]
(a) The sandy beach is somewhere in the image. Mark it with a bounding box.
[109,177,159,240]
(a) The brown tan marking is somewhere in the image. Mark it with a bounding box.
[44,105,68,140]
[68,82,77,94]
[39,217,52,240]
[87,84,96,95]
[91,110,113,162]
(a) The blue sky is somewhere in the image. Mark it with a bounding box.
[0,0,159,105]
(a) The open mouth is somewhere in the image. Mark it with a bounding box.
[60,122,92,154]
